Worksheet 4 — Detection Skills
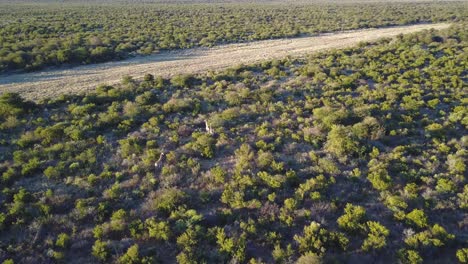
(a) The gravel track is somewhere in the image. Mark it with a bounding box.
[0,23,450,101]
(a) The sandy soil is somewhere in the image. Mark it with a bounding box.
[0,23,450,101]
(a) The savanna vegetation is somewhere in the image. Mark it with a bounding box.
[0,1,467,72]
[0,24,466,263]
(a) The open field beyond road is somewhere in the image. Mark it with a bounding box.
[0,23,451,101]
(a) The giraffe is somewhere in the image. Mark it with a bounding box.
[205,120,214,135]
[154,152,165,172]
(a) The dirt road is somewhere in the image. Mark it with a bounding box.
[0,23,450,101]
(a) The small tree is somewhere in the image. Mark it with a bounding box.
[325,125,359,160]
[235,143,255,172]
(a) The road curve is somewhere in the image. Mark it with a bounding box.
[0,23,451,101]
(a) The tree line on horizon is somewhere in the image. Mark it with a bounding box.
[0,1,467,72]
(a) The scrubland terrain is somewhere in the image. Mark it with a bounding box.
[0,1,467,264]
[0,23,467,263]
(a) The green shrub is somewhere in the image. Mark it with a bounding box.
[2,168,17,183]
[235,143,254,172]
[170,74,193,87]
[0,93,33,118]
[398,249,423,264]
[153,188,186,213]
[92,240,110,261]
[384,195,408,212]
[162,98,196,113]
[9,188,31,217]
[110,209,127,232]
[146,218,170,241]
[405,224,454,248]
[257,171,284,189]
[295,175,330,200]
[0,213,6,231]
[43,166,62,179]
[446,154,466,175]
[21,157,41,176]
[119,137,143,158]
[406,209,428,228]
[272,244,293,263]
[435,178,456,193]
[361,221,389,251]
[325,125,359,160]
[257,151,274,169]
[55,233,70,248]
[51,250,65,261]
[215,228,246,262]
[337,204,366,232]
[352,117,384,140]
[457,248,468,263]
[296,252,323,264]
[313,107,349,130]
[118,244,140,264]
[177,227,199,254]
[210,166,226,184]
[189,132,216,158]
[294,221,347,255]
[367,159,392,191]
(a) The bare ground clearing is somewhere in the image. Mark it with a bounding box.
[0,23,450,101]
